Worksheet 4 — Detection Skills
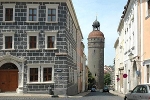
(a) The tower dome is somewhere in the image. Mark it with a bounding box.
[92,20,100,28]
[88,19,104,38]
[88,30,104,38]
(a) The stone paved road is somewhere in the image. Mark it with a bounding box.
[0,92,124,100]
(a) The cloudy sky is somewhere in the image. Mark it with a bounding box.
[72,0,127,66]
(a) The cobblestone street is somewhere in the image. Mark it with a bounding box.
[0,91,124,100]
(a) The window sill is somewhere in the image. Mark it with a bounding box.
[55,53,67,56]
[45,48,57,50]
[1,49,15,51]
[2,21,15,23]
[25,21,39,23]
[26,49,39,51]
[27,81,55,84]
[45,21,58,23]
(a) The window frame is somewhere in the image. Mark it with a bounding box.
[26,31,39,50]
[41,64,54,83]
[27,65,40,83]
[2,32,15,50]
[45,31,57,50]
[3,3,15,22]
[26,4,39,23]
[27,64,54,84]
[45,4,59,23]
[29,36,37,49]
[29,68,39,82]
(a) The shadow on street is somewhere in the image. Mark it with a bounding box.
[85,91,117,97]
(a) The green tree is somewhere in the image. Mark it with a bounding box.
[104,73,111,85]
[88,70,95,89]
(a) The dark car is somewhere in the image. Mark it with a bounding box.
[91,85,96,92]
[103,86,109,92]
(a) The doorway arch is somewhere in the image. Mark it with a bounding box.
[0,63,18,92]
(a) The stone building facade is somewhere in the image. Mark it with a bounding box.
[88,19,105,91]
[0,0,84,96]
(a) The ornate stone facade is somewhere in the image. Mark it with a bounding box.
[0,0,83,96]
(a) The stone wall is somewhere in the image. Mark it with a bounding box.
[88,37,104,89]
[0,1,78,95]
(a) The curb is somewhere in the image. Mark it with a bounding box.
[109,90,125,98]
[0,91,90,98]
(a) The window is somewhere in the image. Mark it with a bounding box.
[45,4,59,23]
[47,36,55,48]
[2,32,15,50]
[43,68,52,81]
[132,85,142,93]
[133,86,148,93]
[142,86,148,93]
[29,36,36,49]
[27,64,54,83]
[30,68,38,82]
[3,4,15,22]
[147,65,149,83]
[26,4,39,22]
[45,31,57,49]
[5,36,12,49]
[26,31,39,50]
[5,8,13,21]
[29,8,37,21]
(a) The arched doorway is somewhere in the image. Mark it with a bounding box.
[0,63,18,92]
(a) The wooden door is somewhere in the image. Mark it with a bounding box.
[0,70,18,92]
[0,70,8,92]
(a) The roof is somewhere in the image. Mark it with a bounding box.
[121,0,130,18]
[88,30,104,38]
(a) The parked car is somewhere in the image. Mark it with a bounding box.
[124,84,150,100]
[103,86,109,92]
[91,85,96,92]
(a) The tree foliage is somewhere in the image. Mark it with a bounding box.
[104,73,111,85]
[88,70,96,89]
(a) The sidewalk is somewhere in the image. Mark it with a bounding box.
[109,90,125,98]
[0,91,90,98]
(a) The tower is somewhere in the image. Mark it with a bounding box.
[88,18,105,91]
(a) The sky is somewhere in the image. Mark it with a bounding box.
[72,0,127,66]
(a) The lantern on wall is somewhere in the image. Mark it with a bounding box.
[123,74,127,78]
